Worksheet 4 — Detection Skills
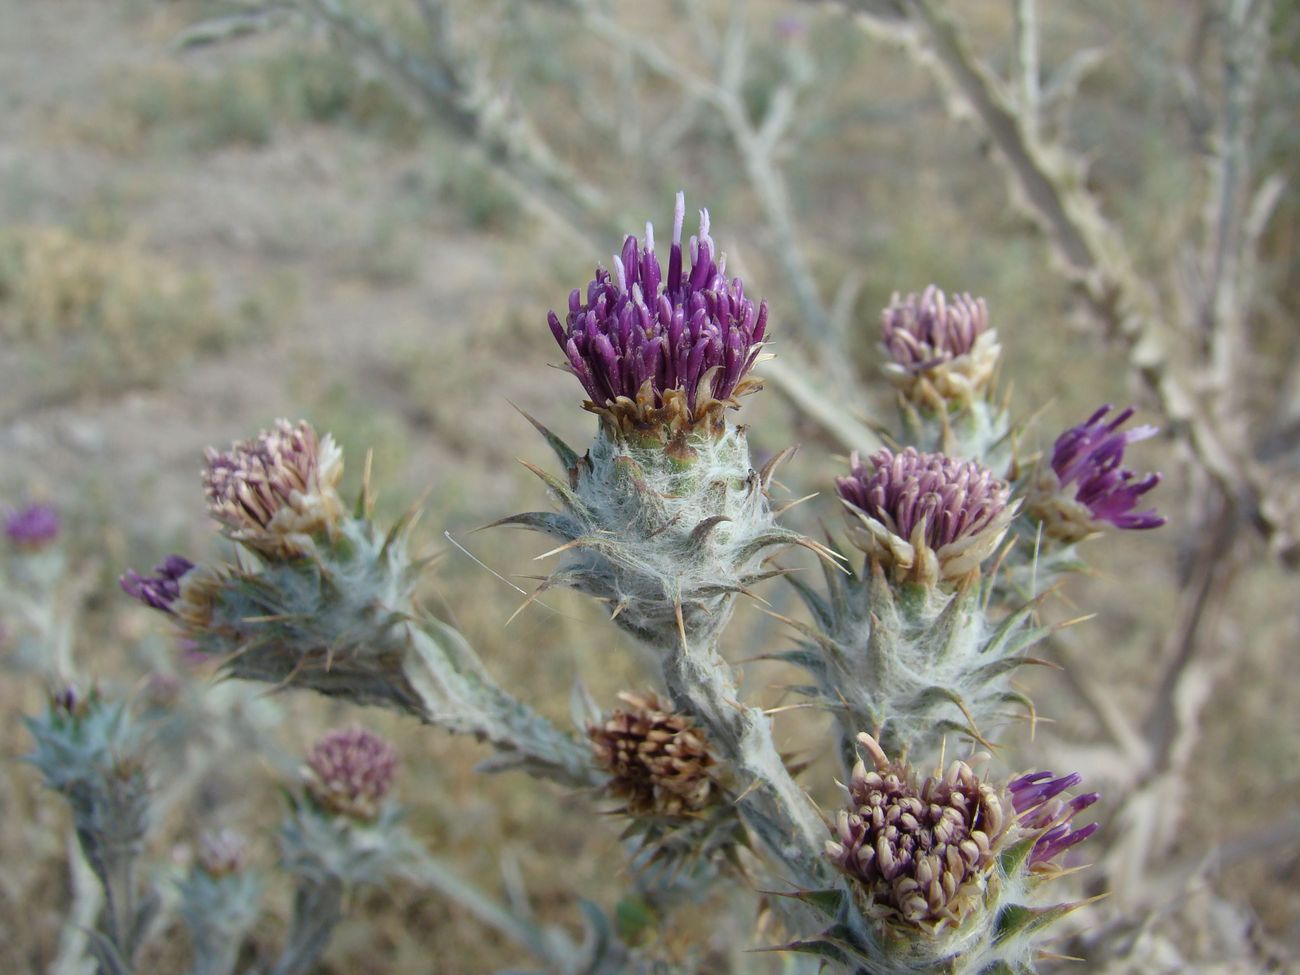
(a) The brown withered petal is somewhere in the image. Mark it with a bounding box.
[589,691,718,817]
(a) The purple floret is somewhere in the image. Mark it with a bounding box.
[120,555,195,613]
[1008,770,1100,868]
[547,192,768,416]
[5,503,60,548]
[1051,405,1165,531]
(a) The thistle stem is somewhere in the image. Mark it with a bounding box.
[659,633,828,886]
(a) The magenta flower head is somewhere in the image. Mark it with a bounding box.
[1029,405,1165,542]
[1007,770,1100,871]
[5,503,60,550]
[203,419,344,556]
[880,286,1001,408]
[302,726,398,821]
[826,734,1009,930]
[120,555,195,614]
[548,192,769,440]
[835,447,1015,585]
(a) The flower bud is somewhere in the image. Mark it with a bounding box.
[202,419,343,556]
[197,828,251,877]
[880,286,1000,410]
[4,502,60,550]
[302,726,398,821]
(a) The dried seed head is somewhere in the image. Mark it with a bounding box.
[303,726,398,821]
[548,192,769,440]
[202,419,343,555]
[5,503,60,550]
[880,287,1000,407]
[197,829,250,877]
[1029,405,1165,542]
[589,691,718,817]
[826,734,1008,931]
[836,448,1014,584]
[1006,770,1099,871]
[120,555,195,614]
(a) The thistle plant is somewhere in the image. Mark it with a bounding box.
[111,198,1172,974]
[786,734,1099,975]
[176,830,263,975]
[507,194,834,880]
[785,447,1045,763]
[274,726,413,975]
[122,420,598,787]
[23,685,158,973]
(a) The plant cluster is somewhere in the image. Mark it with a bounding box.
[18,196,1169,974]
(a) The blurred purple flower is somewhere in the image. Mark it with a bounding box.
[197,829,250,876]
[548,192,768,424]
[1050,405,1164,531]
[120,555,195,614]
[5,503,60,550]
[1007,770,1100,869]
[304,726,398,820]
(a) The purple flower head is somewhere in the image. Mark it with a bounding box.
[548,192,769,436]
[120,555,195,614]
[826,734,1009,927]
[1007,770,1100,869]
[303,726,399,820]
[1049,405,1165,532]
[5,503,60,550]
[881,286,989,370]
[836,447,1013,582]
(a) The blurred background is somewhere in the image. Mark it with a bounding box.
[1,0,1297,971]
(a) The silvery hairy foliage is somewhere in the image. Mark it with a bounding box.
[91,193,1172,973]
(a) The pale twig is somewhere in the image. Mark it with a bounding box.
[1011,0,1039,139]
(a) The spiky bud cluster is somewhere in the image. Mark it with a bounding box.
[5,502,60,549]
[24,687,154,961]
[589,692,718,817]
[836,448,1014,585]
[1028,405,1164,542]
[548,192,768,441]
[881,287,1000,409]
[826,735,1007,931]
[202,419,344,555]
[303,726,399,821]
